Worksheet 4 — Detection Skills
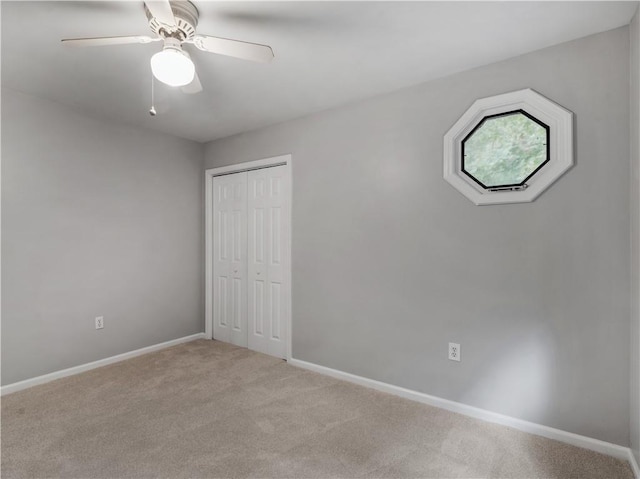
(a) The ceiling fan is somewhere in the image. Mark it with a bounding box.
[61,0,274,94]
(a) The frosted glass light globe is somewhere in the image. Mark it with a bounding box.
[150,47,195,87]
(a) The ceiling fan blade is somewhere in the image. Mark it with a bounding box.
[144,0,176,28]
[181,71,203,94]
[62,35,160,47]
[188,35,274,63]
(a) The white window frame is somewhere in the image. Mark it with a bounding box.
[443,88,574,205]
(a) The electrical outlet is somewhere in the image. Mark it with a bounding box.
[448,342,460,361]
[95,316,104,330]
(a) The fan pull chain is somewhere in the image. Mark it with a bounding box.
[149,73,157,116]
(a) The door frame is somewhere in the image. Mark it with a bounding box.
[205,154,292,360]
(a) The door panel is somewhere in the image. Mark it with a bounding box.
[253,278,265,335]
[248,166,289,358]
[213,172,248,347]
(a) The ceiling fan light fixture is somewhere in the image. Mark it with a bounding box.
[150,41,195,87]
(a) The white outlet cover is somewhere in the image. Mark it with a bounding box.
[95,316,104,330]
[448,342,460,362]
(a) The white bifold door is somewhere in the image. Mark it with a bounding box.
[213,172,248,348]
[212,165,289,359]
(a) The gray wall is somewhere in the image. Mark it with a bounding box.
[1,88,204,385]
[630,5,640,467]
[204,28,631,446]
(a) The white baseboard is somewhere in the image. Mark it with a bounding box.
[629,449,640,478]
[289,358,635,470]
[1,333,206,396]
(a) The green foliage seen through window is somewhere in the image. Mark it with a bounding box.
[462,112,548,188]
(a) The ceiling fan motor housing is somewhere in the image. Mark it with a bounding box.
[145,0,199,41]
[162,37,184,52]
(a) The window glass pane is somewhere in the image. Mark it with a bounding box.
[463,112,548,188]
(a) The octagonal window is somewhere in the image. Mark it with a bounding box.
[461,110,550,190]
[443,89,574,205]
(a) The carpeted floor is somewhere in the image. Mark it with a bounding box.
[1,339,634,479]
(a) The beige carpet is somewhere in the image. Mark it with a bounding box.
[1,340,634,479]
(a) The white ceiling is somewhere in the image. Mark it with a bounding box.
[2,1,637,143]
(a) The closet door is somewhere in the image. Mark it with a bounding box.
[247,165,289,359]
[213,172,248,347]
